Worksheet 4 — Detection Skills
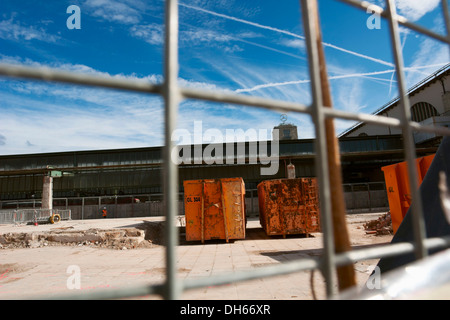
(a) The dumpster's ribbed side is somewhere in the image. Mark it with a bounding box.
[184,178,246,242]
[257,178,321,237]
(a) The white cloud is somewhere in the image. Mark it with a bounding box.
[280,39,306,51]
[335,78,367,114]
[83,0,144,24]
[406,38,449,86]
[0,56,166,154]
[0,89,164,155]
[181,29,233,45]
[180,2,394,67]
[404,16,450,85]
[396,0,441,21]
[196,53,312,108]
[0,18,60,43]
[371,0,441,21]
[0,56,266,154]
[130,24,164,45]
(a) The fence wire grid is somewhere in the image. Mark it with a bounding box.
[0,209,71,225]
[0,0,450,300]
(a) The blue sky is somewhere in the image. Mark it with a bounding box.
[0,0,448,155]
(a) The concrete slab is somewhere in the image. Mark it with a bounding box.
[0,213,392,300]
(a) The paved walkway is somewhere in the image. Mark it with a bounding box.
[0,215,391,300]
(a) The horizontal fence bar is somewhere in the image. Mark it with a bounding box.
[182,256,320,292]
[0,63,162,95]
[335,236,450,267]
[42,235,450,300]
[39,283,164,301]
[323,102,450,137]
[409,121,450,136]
[2,63,450,139]
[338,0,450,45]
[1,0,449,301]
[181,87,311,114]
[0,63,311,116]
[323,107,401,127]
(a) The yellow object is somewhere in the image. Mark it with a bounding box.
[49,213,61,224]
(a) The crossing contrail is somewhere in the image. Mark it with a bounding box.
[234,63,448,93]
[179,2,395,67]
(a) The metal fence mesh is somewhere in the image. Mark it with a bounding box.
[0,209,71,225]
[0,0,449,300]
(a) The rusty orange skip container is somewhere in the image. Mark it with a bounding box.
[183,178,246,243]
[381,154,435,234]
[257,178,321,237]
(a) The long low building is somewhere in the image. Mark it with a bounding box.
[0,134,437,218]
[2,65,448,218]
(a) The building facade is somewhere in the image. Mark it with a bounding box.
[340,64,450,147]
[2,66,448,217]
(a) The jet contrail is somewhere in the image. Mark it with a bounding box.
[235,63,448,93]
[235,69,396,93]
[179,2,394,67]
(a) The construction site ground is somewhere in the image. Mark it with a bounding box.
[0,212,392,300]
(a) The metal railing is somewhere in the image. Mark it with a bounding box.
[0,183,388,218]
[0,209,71,225]
[0,0,450,300]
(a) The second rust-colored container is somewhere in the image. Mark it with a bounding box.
[257,178,321,237]
[184,177,246,243]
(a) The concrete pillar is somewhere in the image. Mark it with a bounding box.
[42,176,53,210]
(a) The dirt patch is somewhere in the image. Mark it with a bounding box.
[0,263,31,284]
[137,221,187,246]
[0,263,19,275]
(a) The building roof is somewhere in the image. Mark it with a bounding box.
[339,63,450,138]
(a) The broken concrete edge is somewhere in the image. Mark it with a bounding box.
[0,223,163,250]
[0,214,389,250]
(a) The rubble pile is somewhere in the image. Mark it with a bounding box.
[364,212,393,235]
[0,228,153,250]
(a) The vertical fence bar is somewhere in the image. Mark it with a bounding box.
[443,0,450,59]
[442,0,450,41]
[386,0,427,260]
[163,0,181,300]
[1,0,450,302]
[300,0,337,298]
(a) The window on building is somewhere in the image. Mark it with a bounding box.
[283,129,291,138]
[411,102,439,122]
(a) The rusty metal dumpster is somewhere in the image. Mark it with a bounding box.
[257,178,321,237]
[382,154,435,234]
[183,177,246,243]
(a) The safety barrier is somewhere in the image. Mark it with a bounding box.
[0,0,449,300]
[0,209,71,225]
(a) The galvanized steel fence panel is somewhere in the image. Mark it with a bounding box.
[0,0,449,300]
[0,209,71,225]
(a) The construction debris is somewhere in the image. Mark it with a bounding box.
[364,212,393,236]
[0,227,153,250]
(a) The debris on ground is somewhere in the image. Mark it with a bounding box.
[363,212,393,235]
[0,226,157,250]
